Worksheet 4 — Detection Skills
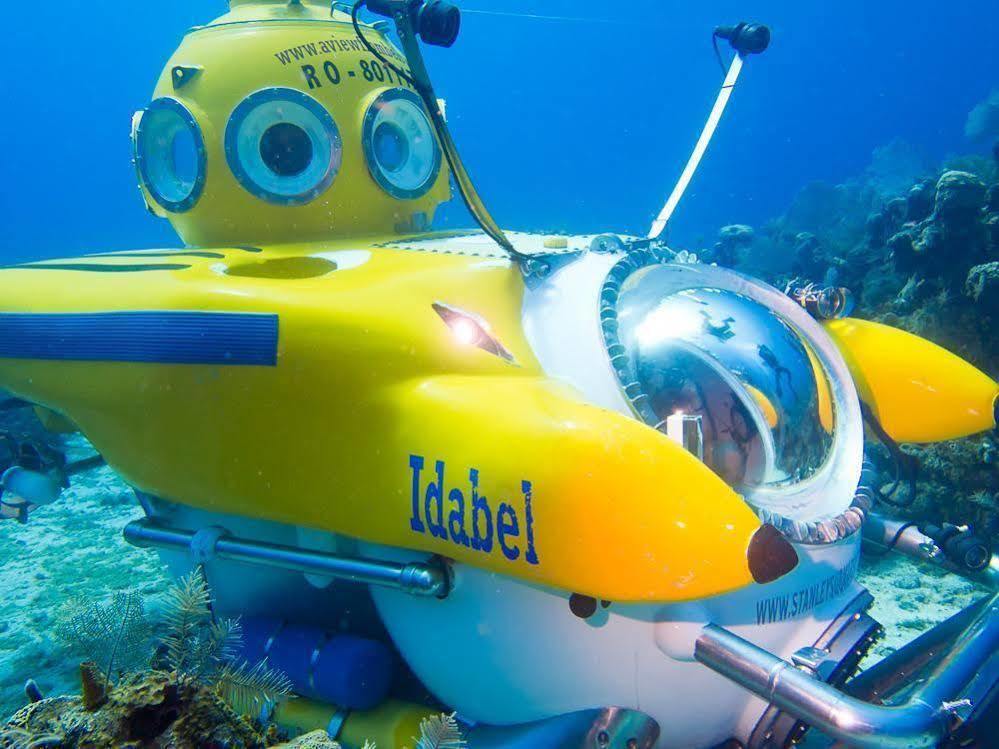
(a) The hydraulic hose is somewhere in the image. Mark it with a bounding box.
[353,1,525,260]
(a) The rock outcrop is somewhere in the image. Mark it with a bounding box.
[695,140,999,538]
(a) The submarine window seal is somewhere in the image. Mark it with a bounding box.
[134,97,206,214]
[362,88,441,200]
[225,87,342,206]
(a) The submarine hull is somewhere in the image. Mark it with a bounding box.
[138,494,873,749]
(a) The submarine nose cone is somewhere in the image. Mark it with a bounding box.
[747,524,799,584]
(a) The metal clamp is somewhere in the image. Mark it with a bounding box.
[189,525,227,564]
[791,646,830,674]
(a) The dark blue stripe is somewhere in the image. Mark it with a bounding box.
[0,312,278,366]
[16,263,191,272]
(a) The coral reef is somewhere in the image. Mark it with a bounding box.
[696,135,999,538]
[966,89,999,144]
[55,592,151,687]
[408,713,466,749]
[278,731,341,748]
[2,565,292,747]
[1,670,270,749]
[711,224,755,267]
[153,571,291,715]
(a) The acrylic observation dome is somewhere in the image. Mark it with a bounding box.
[600,259,864,542]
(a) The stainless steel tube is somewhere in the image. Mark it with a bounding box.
[123,517,449,598]
[694,593,999,749]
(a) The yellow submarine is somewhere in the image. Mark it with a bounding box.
[1,1,998,747]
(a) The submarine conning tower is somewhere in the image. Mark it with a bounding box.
[132,0,451,248]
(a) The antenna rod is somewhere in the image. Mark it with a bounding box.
[648,22,770,241]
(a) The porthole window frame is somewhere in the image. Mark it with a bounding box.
[362,88,442,201]
[224,87,343,207]
[134,97,207,214]
[597,252,865,544]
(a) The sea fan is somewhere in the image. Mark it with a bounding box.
[158,570,292,713]
[52,571,292,718]
[55,591,150,682]
[213,658,293,716]
[412,713,466,749]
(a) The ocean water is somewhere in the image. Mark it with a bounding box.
[1,1,998,747]
[2,0,998,259]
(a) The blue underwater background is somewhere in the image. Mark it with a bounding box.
[3,1,999,745]
[1,0,997,261]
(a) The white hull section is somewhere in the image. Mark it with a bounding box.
[365,536,863,748]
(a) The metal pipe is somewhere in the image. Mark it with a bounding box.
[863,512,999,591]
[694,593,999,749]
[845,595,993,703]
[65,454,105,476]
[123,518,449,598]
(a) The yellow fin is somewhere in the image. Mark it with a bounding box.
[824,318,998,443]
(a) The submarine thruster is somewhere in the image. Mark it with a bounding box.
[1,2,999,747]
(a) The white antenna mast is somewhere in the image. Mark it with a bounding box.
[648,22,771,241]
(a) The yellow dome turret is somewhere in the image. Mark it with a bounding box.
[132,0,450,247]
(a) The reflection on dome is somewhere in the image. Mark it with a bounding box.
[615,272,835,494]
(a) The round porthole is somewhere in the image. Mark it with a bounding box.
[134,98,206,213]
[362,88,441,200]
[225,88,342,206]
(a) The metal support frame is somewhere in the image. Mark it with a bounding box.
[123,517,450,598]
[747,591,881,748]
[694,593,999,749]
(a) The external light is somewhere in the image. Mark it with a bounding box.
[450,316,480,346]
[366,0,461,48]
[432,303,514,363]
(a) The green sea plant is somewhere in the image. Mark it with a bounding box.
[160,570,293,715]
[969,489,994,509]
[412,712,467,749]
[360,712,467,749]
[54,570,291,720]
[55,591,151,684]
